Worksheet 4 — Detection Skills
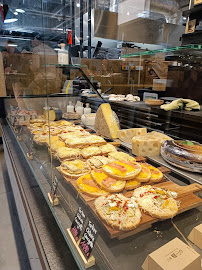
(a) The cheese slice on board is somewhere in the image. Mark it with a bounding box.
[117,128,147,144]
[95,103,120,139]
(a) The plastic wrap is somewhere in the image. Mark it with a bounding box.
[161,140,202,173]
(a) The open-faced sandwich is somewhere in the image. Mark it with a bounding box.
[133,185,179,219]
[94,194,142,231]
[56,147,82,162]
[81,146,102,159]
[60,160,91,179]
[99,143,117,155]
[102,160,141,180]
[77,173,108,197]
[108,151,136,162]
[91,169,126,192]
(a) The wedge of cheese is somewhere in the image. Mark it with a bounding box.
[117,128,147,144]
[132,135,161,156]
[95,103,120,139]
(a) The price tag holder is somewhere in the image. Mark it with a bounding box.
[47,176,59,206]
[71,207,87,242]
[67,217,96,268]
[79,220,98,260]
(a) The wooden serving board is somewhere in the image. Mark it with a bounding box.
[88,182,202,240]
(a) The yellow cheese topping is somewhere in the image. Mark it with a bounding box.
[103,161,139,176]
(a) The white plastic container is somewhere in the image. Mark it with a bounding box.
[58,43,69,65]
[67,101,74,113]
[84,103,91,114]
[77,102,84,115]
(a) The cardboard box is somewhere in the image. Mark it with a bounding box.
[188,224,202,249]
[142,238,201,270]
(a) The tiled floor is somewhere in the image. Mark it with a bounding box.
[0,145,31,270]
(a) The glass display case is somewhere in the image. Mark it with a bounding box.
[1,0,202,269]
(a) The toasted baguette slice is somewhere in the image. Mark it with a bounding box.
[141,163,163,183]
[125,180,141,191]
[108,151,136,162]
[94,194,142,231]
[133,185,179,219]
[102,160,141,180]
[77,174,108,197]
[60,160,90,179]
[91,169,125,192]
[135,163,151,182]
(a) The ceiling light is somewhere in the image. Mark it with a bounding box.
[14,11,18,15]
[4,18,18,23]
[76,3,80,7]
[15,8,25,13]
[127,12,130,16]
[54,48,60,51]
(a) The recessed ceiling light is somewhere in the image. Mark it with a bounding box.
[4,18,18,23]
[16,8,25,13]
[14,11,18,15]
[127,12,130,16]
[76,3,80,7]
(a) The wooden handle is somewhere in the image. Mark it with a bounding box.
[109,141,121,147]
[135,156,147,162]
[157,166,171,174]
[181,183,202,193]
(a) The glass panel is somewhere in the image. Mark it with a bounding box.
[1,0,202,269]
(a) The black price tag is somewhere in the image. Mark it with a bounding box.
[50,176,58,199]
[70,207,87,242]
[79,220,98,260]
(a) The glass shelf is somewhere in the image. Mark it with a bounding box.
[121,44,202,58]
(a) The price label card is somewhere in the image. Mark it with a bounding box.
[70,207,87,242]
[79,220,98,260]
[50,176,59,199]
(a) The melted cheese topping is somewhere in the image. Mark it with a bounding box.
[77,174,107,194]
[99,143,117,154]
[57,147,81,159]
[61,160,90,174]
[103,161,140,176]
[108,151,136,162]
[81,146,101,158]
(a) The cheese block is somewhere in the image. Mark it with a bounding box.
[95,103,120,139]
[118,128,147,144]
[150,131,173,143]
[132,136,161,157]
